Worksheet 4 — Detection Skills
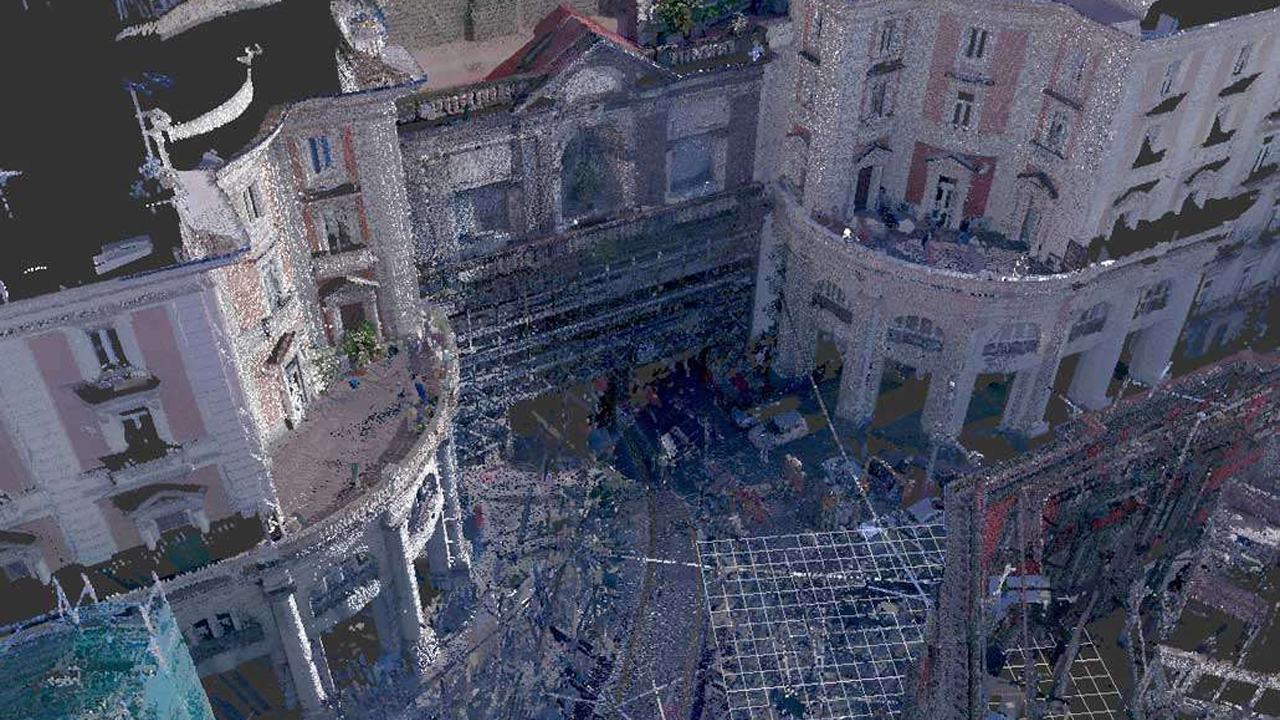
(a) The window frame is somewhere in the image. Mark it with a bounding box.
[963,26,990,61]
[1159,60,1181,98]
[88,326,129,370]
[1253,135,1274,174]
[243,183,262,221]
[667,135,719,201]
[952,91,975,130]
[120,406,162,451]
[307,135,335,176]
[261,256,288,313]
[878,19,897,57]
[1045,109,1069,153]
[870,79,890,119]
[1064,50,1088,95]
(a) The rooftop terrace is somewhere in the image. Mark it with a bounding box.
[269,316,453,527]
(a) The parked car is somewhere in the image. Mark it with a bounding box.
[748,410,810,450]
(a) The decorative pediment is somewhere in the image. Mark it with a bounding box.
[1017,171,1059,200]
[513,42,673,113]
[854,141,893,165]
[926,153,983,178]
[111,482,206,514]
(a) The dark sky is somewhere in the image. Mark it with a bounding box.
[1144,0,1280,28]
[0,0,340,301]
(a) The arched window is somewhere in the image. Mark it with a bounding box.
[1069,302,1108,342]
[888,315,944,352]
[983,323,1040,357]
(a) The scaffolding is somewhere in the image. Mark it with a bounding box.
[0,575,216,720]
[696,523,946,719]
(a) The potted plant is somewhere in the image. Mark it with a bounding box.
[341,320,380,373]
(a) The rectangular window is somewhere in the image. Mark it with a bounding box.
[262,258,286,311]
[1159,60,1181,97]
[1253,136,1274,173]
[806,9,823,55]
[154,510,189,534]
[193,619,214,642]
[308,136,333,174]
[216,613,236,635]
[321,209,354,253]
[1045,110,1068,153]
[1234,44,1252,76]
[1064,50,1087,94]
[88,327,128,370]
[964,27,989,60]
[243,183,261,220]
[879,19,896,56]
[120,407,162,451]
[952,91,975,129]
[871,80,889,118]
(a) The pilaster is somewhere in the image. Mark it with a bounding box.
[261,570,326,712]
[835,300,886,427]
[1068,290,1140,411]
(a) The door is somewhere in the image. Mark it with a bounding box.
[853,166,874,212]
[933,176,957,227]
[340,302,366,336]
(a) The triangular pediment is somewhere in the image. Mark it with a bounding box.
[514,41,674,113]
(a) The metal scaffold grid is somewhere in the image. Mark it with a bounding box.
[696,523,946,719]
[995,632,1125,720]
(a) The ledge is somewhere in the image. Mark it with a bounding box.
[1243,164,1278,188]
[1146,93,1186,117]
[301,182,360,204]
[867,59,904,77]
[1042,87,1082,112]
[946,69,995,86]
[74,371,161,405]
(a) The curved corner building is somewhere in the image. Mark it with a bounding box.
[768,0,1280,448]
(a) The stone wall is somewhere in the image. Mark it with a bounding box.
[381,0,605,48]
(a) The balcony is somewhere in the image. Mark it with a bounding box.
[1146,93,1186,117]
[312,244,375,278]
[73,366,160,405]
[268,309,453,527]
[1202,125,1236,149]
[100,437,219,488]
[1132,143,1166,169]
[188,618,267,665]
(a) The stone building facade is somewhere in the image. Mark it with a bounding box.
[768,0,1280,449]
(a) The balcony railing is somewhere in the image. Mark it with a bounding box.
[74,367,160,405]
[188,618,266,665]
[1069,318,1106,343]
[102,437,218,488]
[310,560,380,617]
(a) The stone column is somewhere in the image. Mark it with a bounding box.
[923,360,978,442]
[310,637,336,697]
[1068,290,1139,411]
[269,648,298,710]
[261,571,326,712]
[775,257,818,379]
[835,300,886,428]
[998,359,1057,438]
[371,581,404,660]
[437,436,472,574]
[1129,279,1199,386]
[382,511,438,665]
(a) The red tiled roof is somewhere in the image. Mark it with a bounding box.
[486,5,645,80]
